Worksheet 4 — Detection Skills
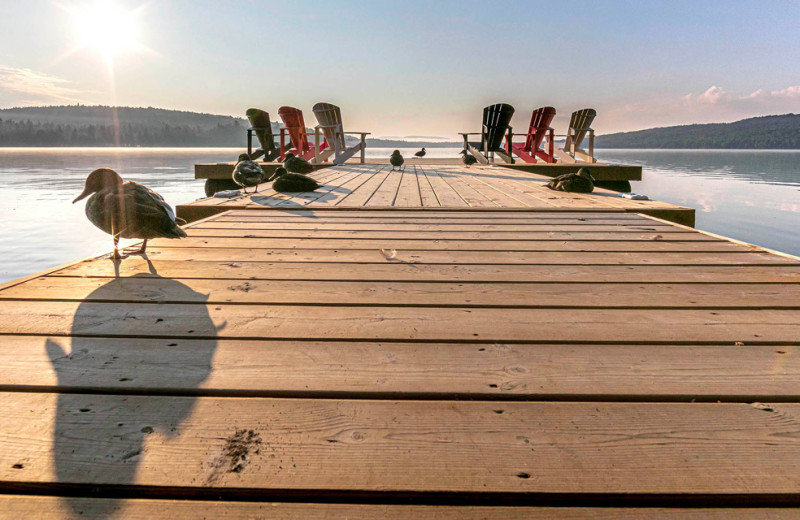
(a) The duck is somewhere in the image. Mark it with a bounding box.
[283,152,314,174]
[232,153,265,193]
[459,150,477,168]
[390,150,404,171]
[546,167,595,193]
[414,147,426,158]
[73,168,187,259]
[268,166,321,193]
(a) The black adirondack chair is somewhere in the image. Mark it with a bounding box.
[245,108,280,162]
[459,103,515,165]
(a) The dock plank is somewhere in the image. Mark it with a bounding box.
[155,237,746,252]
[7,278,798,308]
[2,301,799,343]
[3,497,795,520]
[53,260,800,283]
[1,336,798,399]
[101,247,794,265]
[3,393,800,496]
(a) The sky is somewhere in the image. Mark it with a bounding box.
[1,0,799,138]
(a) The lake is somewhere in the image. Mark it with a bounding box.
[0,147,798,284]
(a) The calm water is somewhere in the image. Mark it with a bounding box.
[0,147,798,283]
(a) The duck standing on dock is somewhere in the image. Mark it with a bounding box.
[73,168,187,259]
[268,166,321,193]
[546,167,595,193]
[414,147,426,158]
[283,152,314,174]
[390,150,404,171]
[232,153,266,193]
[460,150,477,168]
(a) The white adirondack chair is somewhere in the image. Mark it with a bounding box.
[311,102,369,165]
[553,108,597,164]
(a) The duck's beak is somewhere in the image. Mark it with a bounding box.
[73,188,91,203]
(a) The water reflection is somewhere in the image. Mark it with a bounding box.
[596,149,800,257]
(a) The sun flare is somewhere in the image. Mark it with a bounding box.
[66,1,141,60]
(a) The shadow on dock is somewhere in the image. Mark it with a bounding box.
[45,269,217,518]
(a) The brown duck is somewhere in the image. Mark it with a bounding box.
[73,168,187,259]
[546,167,595,193]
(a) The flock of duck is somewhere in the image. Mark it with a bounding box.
[73,147,594,260]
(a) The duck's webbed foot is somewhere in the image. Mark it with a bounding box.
[122,239,148,256]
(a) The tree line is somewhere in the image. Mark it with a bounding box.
[0,118,248,147]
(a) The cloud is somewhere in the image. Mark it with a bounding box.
[0,66,89,105]
[684,84,800,108]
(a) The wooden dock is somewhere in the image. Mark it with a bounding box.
[2,164,800,517]
[181,163,689,225]
[195,158,642,182]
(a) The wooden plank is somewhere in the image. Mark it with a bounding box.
[366,168,403,206]
[8,497,792,520]
[428,166,499,207]
[53,260,800,283]
[394,164,422,207]
[2,336,798,399]
[93,247,794,265]
[415,164,441,207]
[218,209,638,218]
[2,301,799,343]
[149,237,748,252]
[332,165,392,207]
[501,162,643,181]
[210,221,679,231]
[6,278,799,309]
[417,166,469,207]
[3,394,800,496]
[187,229,712,241]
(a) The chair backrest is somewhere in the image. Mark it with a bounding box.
[313,102,346,151]
[481,103,515,151]
[566,108,596,150]
[525,106,556,152]
[278,106,310,153]
[245,108,277,153]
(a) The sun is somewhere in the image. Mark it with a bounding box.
[64,1,142,60]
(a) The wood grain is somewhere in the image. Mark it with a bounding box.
[1,336,797,399]
[1,301,798,343]
[3,393,800,495]
[0,497,795,519]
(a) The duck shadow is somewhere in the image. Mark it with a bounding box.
[46,272,218,518]
[250,185,351,207]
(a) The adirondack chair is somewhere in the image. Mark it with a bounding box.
[277,106,328,161]
[459,103,515,165]
[554,108,597,164]
[245,108,280,162]
[311,102,369,165]
[509,106,557,163]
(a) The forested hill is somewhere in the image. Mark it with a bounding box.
[596,114,800,149]
[0,105,260,146]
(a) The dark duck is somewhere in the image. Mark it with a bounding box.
[546,167,595,193]
[268,166,321,193]
[283,152,314,174]
[73,168,187,259]
[414,147,426,158]
[390,149,404,171]
[232,153,265,193]
[460,150,477,168]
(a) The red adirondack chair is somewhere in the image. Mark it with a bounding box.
[509,106,557,163]
[277,106,328,161]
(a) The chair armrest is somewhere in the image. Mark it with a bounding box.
[343,132,370,135]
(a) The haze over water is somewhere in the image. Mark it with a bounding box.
[0,147,798,284]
